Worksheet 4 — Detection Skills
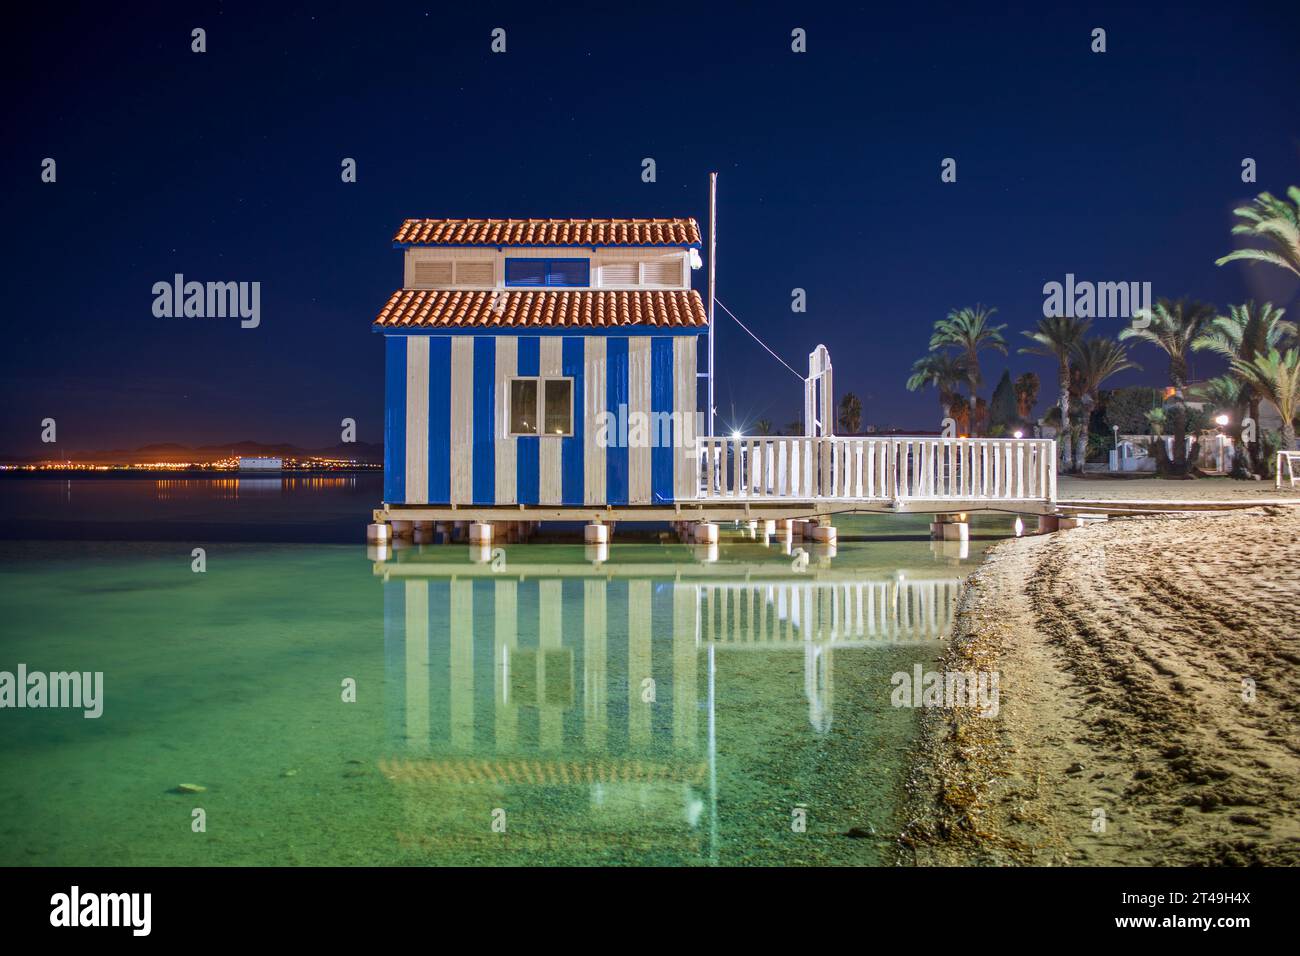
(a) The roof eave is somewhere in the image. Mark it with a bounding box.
[392,241,701,250]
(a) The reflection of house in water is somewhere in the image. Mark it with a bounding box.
[377,554,962,861]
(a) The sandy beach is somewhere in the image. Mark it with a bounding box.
[901,482,1300,866]
[1058,474,1300,503]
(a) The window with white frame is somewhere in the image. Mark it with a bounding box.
[508,376,573,437]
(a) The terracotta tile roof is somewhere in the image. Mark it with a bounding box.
[393,218,701,247]
[374,289,707,329]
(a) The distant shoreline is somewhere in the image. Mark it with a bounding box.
[0,467,381,479]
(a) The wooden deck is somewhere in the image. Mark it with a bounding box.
[371,436,1300,529]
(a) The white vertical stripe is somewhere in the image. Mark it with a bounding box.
[673,335,698,501]
[404,336,429,504]
[494,579,517,752]
[450,579,473,750]
[628,336,652,504]
[673,581,697,751]
[404,581,428,750]
[584,336,606,505]
[628,579,652,747]
[449,336,474,504]
[539,338,563,505]
[494,337,517,505]
[583,578,607,751]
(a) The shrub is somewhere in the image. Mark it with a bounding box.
[1104,386,1162,434]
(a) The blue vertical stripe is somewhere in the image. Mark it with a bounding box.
[383,581,404,746]
[651,337,674,503]
[427,581,450,748]
[472,337,496,505]
[516,336,540,505]
[561,336,585,505]
[605,337,629,505]
[427,336,451,504]
[384,336,407,503]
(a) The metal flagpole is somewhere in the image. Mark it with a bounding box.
[708,171,717,438]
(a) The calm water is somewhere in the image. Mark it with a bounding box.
[0,476,1011,865]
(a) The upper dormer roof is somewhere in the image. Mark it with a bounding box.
[393,218,701,247]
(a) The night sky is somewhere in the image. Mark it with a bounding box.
[4,2,1297,456]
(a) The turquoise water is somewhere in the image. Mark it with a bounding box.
[0,477,1012,865]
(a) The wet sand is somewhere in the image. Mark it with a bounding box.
[900,501,1300,866]
[1058,473,1300,502]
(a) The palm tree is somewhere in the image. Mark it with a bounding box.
[1193,301,1295,473]
[837,393,863,435]
[1120,298,1217,474]
[906,353,970,424]
[1020,316,1090,470]
[1192,374,1244,412]
[1014,372,1040,420]
[1070,337,1140,470]
[1231,348,1300,455]
[754,418,773,436]
[1215,186,1300,279]
[929,305,1007,435]
[1191,375,1248,474]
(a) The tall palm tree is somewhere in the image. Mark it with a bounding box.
[1231,348,1300,455]
[1070,337,1140,470]
[929,305,1007,435]
[1020,316,1090,470]
[1193,301,1295,473]
[1215,186,1300,279]
[1013,371,1040,420]
[1119,298,1217,474]
[906,353,969,425]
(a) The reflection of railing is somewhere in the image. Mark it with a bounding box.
[698,578,962,646]
[1278,451,1300,490]
[694,436,1056,504]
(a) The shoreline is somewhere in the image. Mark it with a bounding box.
[898,505,1300,866]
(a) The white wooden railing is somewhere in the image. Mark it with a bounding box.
[1278,451,1300,490]
[694,436,1056,504]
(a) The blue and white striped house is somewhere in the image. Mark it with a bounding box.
[374,218,707,513]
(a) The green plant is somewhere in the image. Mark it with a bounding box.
[906,352,970,423]
[1071,337,1139,473]
[929,305,1007,435]
[1120,298,1217,474]
[1020,316,1091,470]
[1231,348,1300,454]
[1103,386,1162,434]
[1193,301,1294,476]
[1014,372,1039,419]
[837,393,862,434]
[989,370,1018,432]
[1215,187,1300,279]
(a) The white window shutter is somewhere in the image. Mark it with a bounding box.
[599,261,638,286]
[413,260,454,287]
[455,261,495,287]
[640,257,681,287]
